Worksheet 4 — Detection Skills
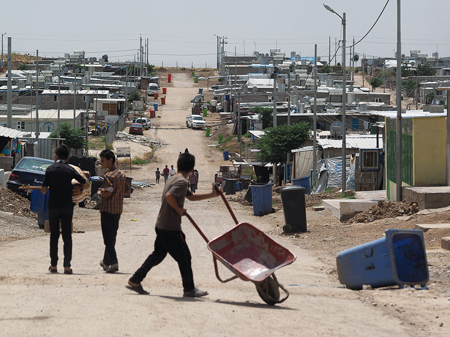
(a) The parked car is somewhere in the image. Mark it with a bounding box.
[136,117,150,130]
[147,83,159,96]
[7,157,53,197]
[129,123,144,135]
[186,115,206,130]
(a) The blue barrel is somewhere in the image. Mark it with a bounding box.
[292,175,310,194]
[153,103,159,111]
[199,88,203,94]
[224,94,230,101]
[251,184,273,216]
[336,229,429,290]
[223,150,229,161]
[236,181,243,191]
[31,189,46,213]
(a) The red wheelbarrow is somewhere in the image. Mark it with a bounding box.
[185,188,296,305]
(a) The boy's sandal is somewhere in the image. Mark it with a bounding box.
[126,284,149,295]
[48,266,57,274]
[183,287,208,297]
[64,268,73,275]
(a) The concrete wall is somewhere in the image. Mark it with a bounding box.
[413,117,446,186]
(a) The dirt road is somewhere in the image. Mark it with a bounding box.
[0,72,445,337]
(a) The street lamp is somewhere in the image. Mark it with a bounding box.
[324,3,347,195]
[1,32,7,70]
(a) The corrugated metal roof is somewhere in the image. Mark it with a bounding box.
[361,110,446,119]
[317,135,383,149]
[0,126,23,138]
[249,130,265,138]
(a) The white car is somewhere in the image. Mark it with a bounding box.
[186,115,206,130]
[147,83,159,96]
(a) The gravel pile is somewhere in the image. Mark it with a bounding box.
[0,186,36,218]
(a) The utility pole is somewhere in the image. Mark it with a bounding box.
[335,38,337,66]
[6,37,12,128]
[396,0,402,201]
[362,54,365,87]
[328,36,331,65]
[352,36,355,82]
[313,44,318,188]
[147,38,149,64]
[35,50,40,156]
[57,64,61,139]
[140,36,143,76]
[342,13,347,195]
[73,70,77,128]
[272,59,278,184]
[1,32,6,70]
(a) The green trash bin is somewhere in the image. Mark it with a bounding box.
[205,128,211,137]
[203,108,207,117]
[218,135,223,144]
[194,77,198,83]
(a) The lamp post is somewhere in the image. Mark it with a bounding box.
[1,32,6,70]
[324,3,347,195]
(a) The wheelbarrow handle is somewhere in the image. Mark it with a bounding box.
[184,212,209,243]
[215,184,239,225]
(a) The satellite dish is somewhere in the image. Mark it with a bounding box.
[81,69,85,74]
[64,67,68,73]
[75,68,80,73]
[112,93,119,98]
[356,98,361,103]
[252,86,257,93]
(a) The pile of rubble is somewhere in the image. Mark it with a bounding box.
[0,187,36,219]
[115,132,164,147]
[347,200,419,223]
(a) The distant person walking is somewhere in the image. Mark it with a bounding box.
[188,171,197,193]
[169,165,176,176]
[41,144,89,274]
[98,150,130,274]
[155,168,161,184]
[163,165,170,184]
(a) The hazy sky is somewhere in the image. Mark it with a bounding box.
[2,0,449,68]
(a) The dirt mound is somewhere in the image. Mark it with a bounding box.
[305,188,342,207]
[347,200,419,223]
[0,187,36,219]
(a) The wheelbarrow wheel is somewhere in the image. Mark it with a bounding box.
[255,275,280,306]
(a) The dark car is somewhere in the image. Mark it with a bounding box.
[7,157,53,197]
[129,123,144,135]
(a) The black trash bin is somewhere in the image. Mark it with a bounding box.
[280,186,307,233]
[125,177,133,198]
[222,179,237,195]
[91,179,103,196]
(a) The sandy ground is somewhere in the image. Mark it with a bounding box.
[0,71,448,337]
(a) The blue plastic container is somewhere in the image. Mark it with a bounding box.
[153,103,158,111]
[236,181,243,191]
[336,229,429,290]
[31,189,46,213]
[292,175,310,194]
[199,88,203,94]
[251,184,273,216]
[224,94,230,101]
[223,150,229,161]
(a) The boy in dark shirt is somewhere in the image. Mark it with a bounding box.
[41,144,89,274]
[126,153,221,296]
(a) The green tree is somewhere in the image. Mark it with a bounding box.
[17,63,28,70]
[318,65,331,73]
[146,64,156,76]
[353,54,360,62]
[256,123,310,164]
[402,79,420,97]
[426,91,435,104]
[73,63,86,74]
[394,64,413,77]
[369,77,383,92]
[417,64,435,76]
[49,122,86,150]
[128,91,141,103]
[251,106,273,129]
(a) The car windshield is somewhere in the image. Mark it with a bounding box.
[192,116,204,121]
[131,124,142,128]
[16,159,52,172]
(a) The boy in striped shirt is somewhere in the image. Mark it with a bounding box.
[98,150,130,273]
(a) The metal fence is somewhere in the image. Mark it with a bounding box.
[105,113,128,149]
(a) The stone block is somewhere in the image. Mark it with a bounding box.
[442,237,450,251]
[415,224,450,232]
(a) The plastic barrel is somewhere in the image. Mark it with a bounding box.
[194,77,198,83]
[251,184,273,216]
[336,229,429,290]
[161,97,166,105]
[218,135,223,144]
[292,175,310,194]
[199,88,203,94]
[280,186,307,233]
[150,110,155,118]
[168,74,171,83]
[223,150,229,161]
[205,128,211,137]
[162,87,167,94]
[31,189,46,213]
[153,103,158,111]
[154,92,159,99]
[203,108,207,117]
[222,179,237,195]
[236,181,243,192]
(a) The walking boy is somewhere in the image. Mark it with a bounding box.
[41,144,89,274]
[163,165,169,184]
[126,153,221,296]
[169,165,176,176]
[98,150,130,273]
[155,168,161,184]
